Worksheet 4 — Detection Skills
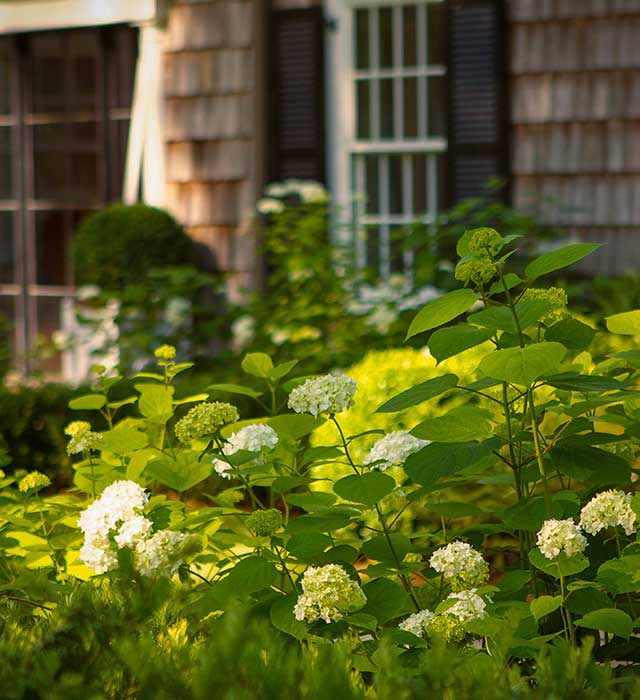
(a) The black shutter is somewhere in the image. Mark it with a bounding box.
[269,7,325,183]
[447,0,509,203]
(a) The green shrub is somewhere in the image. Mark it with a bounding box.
[72,203,193,289]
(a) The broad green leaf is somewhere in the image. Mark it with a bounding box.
[478,342,566,387]
[100,426,148,454]
[285,492,336,512]
[166,362,194,379]
[528,547,589,579]
[286,532,331,562]
[219,555,277,596]
[69,394,107,410]
[575,608,633,640]
[429,326,494,363]
[405,289,478,340]
[544,373,631,393]
[107,396,137,410]
[285,513,353,535]
[503,494,579,533]
[267,414,324,439]
[487,272,523,295]
[173,393,209,406]
[425,501,485,518]
[525,243,600,280]
[606,310,640,336]
[360,578,413,624]
[545,318,596,350]
[324,544,359,565]
[268,360,298,381]
[404,439,498,489]
[208,383,264,399]
[146,455,213,492]
[412,406,493,442]
[549,443,630,485]
[270,595,308,639]
[469,299,552,333]
[345,613,378,632]
[334,472,396,507]
[135,384,174,423]
[596,556,640,595]
[242,352,274,378]
[530,595,563,621]
[376,374,458,413]
[362,533,411,564]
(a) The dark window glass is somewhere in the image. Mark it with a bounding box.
[355,9,369,70]
[379,7,393,69]
[365,155,379,214]
[380,79,394,139]
[389,156,403,214]
[35,211,67,285]
[356,81,370,139]
[402,6,417,67]
[403,77,417,139]
[428,76,447,137]
[428,3,447,65]
[412,154,427,214]
[0,127,12,197]
[0,212,14,283]
[0,40,13,115]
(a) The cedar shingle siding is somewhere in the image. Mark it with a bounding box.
[509,0,640,274]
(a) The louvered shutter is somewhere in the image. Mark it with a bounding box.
[269,7,325,183]
[447,0,508,203]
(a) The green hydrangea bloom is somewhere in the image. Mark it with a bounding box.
[154,344,177,361]
[521,286,568,324]
[454,259,497,287]
[245,508,283,537]
[174,402,239,443]
[18,471,51,493]
[428,614,466,644]
[466,227,503,257]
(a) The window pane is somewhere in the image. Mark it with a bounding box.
[428,3,447,65]
[34,296,63,374]
[0,212,14,283]
[389,156,403,214]
[110,27,138,109]
[33,124,67,198]
[0,127,12,197]
[379,7,393,69]
[380,79,393,139]
[403,77,417,139]
[365,155,379,214]
[428,76,447,137]
[30,34,67,113]
[36,211,68,285]
[356,81,370,139]
[355,9,369,70]
[0,294,15,369]
[0,40,13,115]
[402,6,417,67]
[366,225,379,275]
[69,32,98,111]
[390,227,405,273]
[412,155,427,214]
[71,121,99,199]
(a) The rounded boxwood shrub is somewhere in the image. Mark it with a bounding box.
[72,203,193,289]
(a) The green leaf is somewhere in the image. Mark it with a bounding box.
[100,426,148,455]
[544,373,630,392]
[135,384,174,423]
[362,533,411,564]
[425,501,485,518]
[208,383,264,399]
[219,555,277,596]
[267,414,323,439]
[69,394,107,410]
[487,272,522,295]
[545,318,596,350]
[528,548,589,579]
[575,608,633,640]
[549,443,630,485]
[469,299,552,333]
[429,326,494,363]
[107,396,137,410]
[405,289,478,340]
[268,360,298,381]
[270,595,308,639]
[376,374,458,413]
[173,393,210,406]
[166,362,194,379]
[411,406,493,442]
[404,439,498,489]
[345,613,378,632]
[530,595,563,621]
[285,513,353,535]
[525,243,600,280]
[285,492,336,512]
[334,472,396,507]
[146,455,213,492]
[606,310,640,336]
[360,578,413,624]
[478,342,567,387]
[596,556,640,595]
[241,353,274,378]
[286,532,331,562]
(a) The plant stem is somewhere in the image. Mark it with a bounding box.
[331,416,360,476]
[528,390,553,518]
[274,544,296,591]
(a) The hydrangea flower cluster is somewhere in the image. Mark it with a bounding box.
[363,431,429,471]
[579,489,637,536]
[536,518,587,560]
[467,227,503,256]
[398,609,434,638]
[288,374,357,417]
[174,402,239,444]
[65,421,103,455]
[294,564,366,623]
[245,508,283,537]
[454,259,497,287]
[212,423,279,479]
[77,480,190,577]
[154,344,176,361]
[445,588,488,623]
[429,541,490,591]
[521,287,568,325]
[18,471,51,493]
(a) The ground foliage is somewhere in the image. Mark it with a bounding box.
[2,230,640,697]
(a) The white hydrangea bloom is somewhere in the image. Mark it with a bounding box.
[579,489,637,536]
[429,541,490,590]
[536,518,587,560]
[257,198,285,215]
[445,589,487,623]
[79,532,118,574]
[288,374,357,417]
[294,564,366,624]
[113,515,153,549]
[398,609,434,638]
[134,530,188,578]
[213,424,279,479]
[363,431,429,471]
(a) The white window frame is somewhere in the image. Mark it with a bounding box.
[325,0,447,278]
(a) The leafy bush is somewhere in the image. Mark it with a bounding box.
[3,231,640,695]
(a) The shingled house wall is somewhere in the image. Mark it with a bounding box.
[509,0,640,274]
[163,0,265,297]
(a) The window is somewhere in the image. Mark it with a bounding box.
[326,0,447,279]
[0,26,136,376]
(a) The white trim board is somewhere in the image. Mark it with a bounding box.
[0,0,159,34]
